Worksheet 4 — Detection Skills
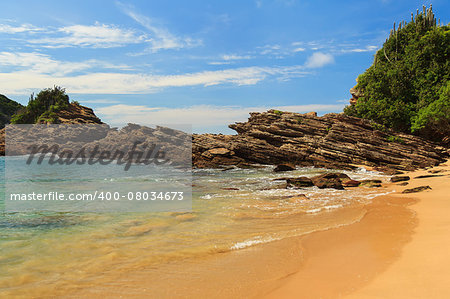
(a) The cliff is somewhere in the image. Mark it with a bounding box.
[193,110,448,173]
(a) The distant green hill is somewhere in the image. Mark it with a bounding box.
[344,5,449,145]
[0,94,23,129]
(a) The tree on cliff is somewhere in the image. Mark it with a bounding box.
[11,86,70,124]
[344,5,449,144]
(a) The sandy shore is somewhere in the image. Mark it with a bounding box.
[265,161,450,299]
[69,161,449,298]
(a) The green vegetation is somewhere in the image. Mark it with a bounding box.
[386,135,405,144]
[344,6,449,143]
[273,110,283,115]
[0,94,23,128]
[371,122,388,133]
[11,86,70,124]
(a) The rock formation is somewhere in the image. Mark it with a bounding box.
[193,110,448,172]
[2,104,448,173]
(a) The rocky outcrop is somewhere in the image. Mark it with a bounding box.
[39,103,103,124]
[193,110,448,172]
[0,103,103,155]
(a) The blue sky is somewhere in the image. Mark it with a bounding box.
[0,0,448,132]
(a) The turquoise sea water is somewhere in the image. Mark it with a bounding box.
[0,157,390,297]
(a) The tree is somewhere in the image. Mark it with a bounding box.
[344,5,450,143]
[11,86,70,124]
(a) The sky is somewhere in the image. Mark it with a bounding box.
[0,0,448,133]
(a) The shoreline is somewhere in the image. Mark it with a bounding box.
[265,161,449,298]
[65,161,449,298]
[66,164,435,298]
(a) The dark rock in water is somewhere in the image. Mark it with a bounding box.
[311,173,345,190]
[342,179,361,187]
[402,185,432,193]
[397,182,409,186]
[192,111,448,171]
[221,166,235,171]
[360,179,382,187]
[274,164,296,172]
[391,176,410,182]
[261,182,288,190]
[286,177,314,188]
[414,174,445,179]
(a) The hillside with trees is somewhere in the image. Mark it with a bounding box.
[344,5,449,145]
[0,94,23,129]
[9,86,102,125]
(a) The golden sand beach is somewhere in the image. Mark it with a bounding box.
[69,161,449,298]
[265,161,450,298]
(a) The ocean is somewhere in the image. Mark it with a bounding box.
[0,156,391,297]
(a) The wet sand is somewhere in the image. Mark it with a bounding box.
[346,162,450,298]
[69,162,449,298]
[266,162,449,299]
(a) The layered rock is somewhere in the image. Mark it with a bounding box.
[50,103,104,124]
[193,110,448,172]
[0,103,103,155]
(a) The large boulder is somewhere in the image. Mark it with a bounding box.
[311,173,345,190]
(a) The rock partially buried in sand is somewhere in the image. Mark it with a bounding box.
[359,179,382,188]
[428,169,447,174]
[397,182,409,186]
[391,175,410,182]
[402,186,432,193]
[414,174,445,179]
[274,164,296,172]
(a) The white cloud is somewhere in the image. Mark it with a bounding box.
[304,52,334,68]
[0,64,310,94]
[259,44,282,55]
[28,23,145,48]
[341,45,378,53]
[222,54,252,61]
[96,103,345,128]
[79,99,120,104]
[117,2,201,53]
[208,61,232,65]
[208,54,253,65]
[0,23,43,34]
[0,51,131,75]
[293,47,305,52]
